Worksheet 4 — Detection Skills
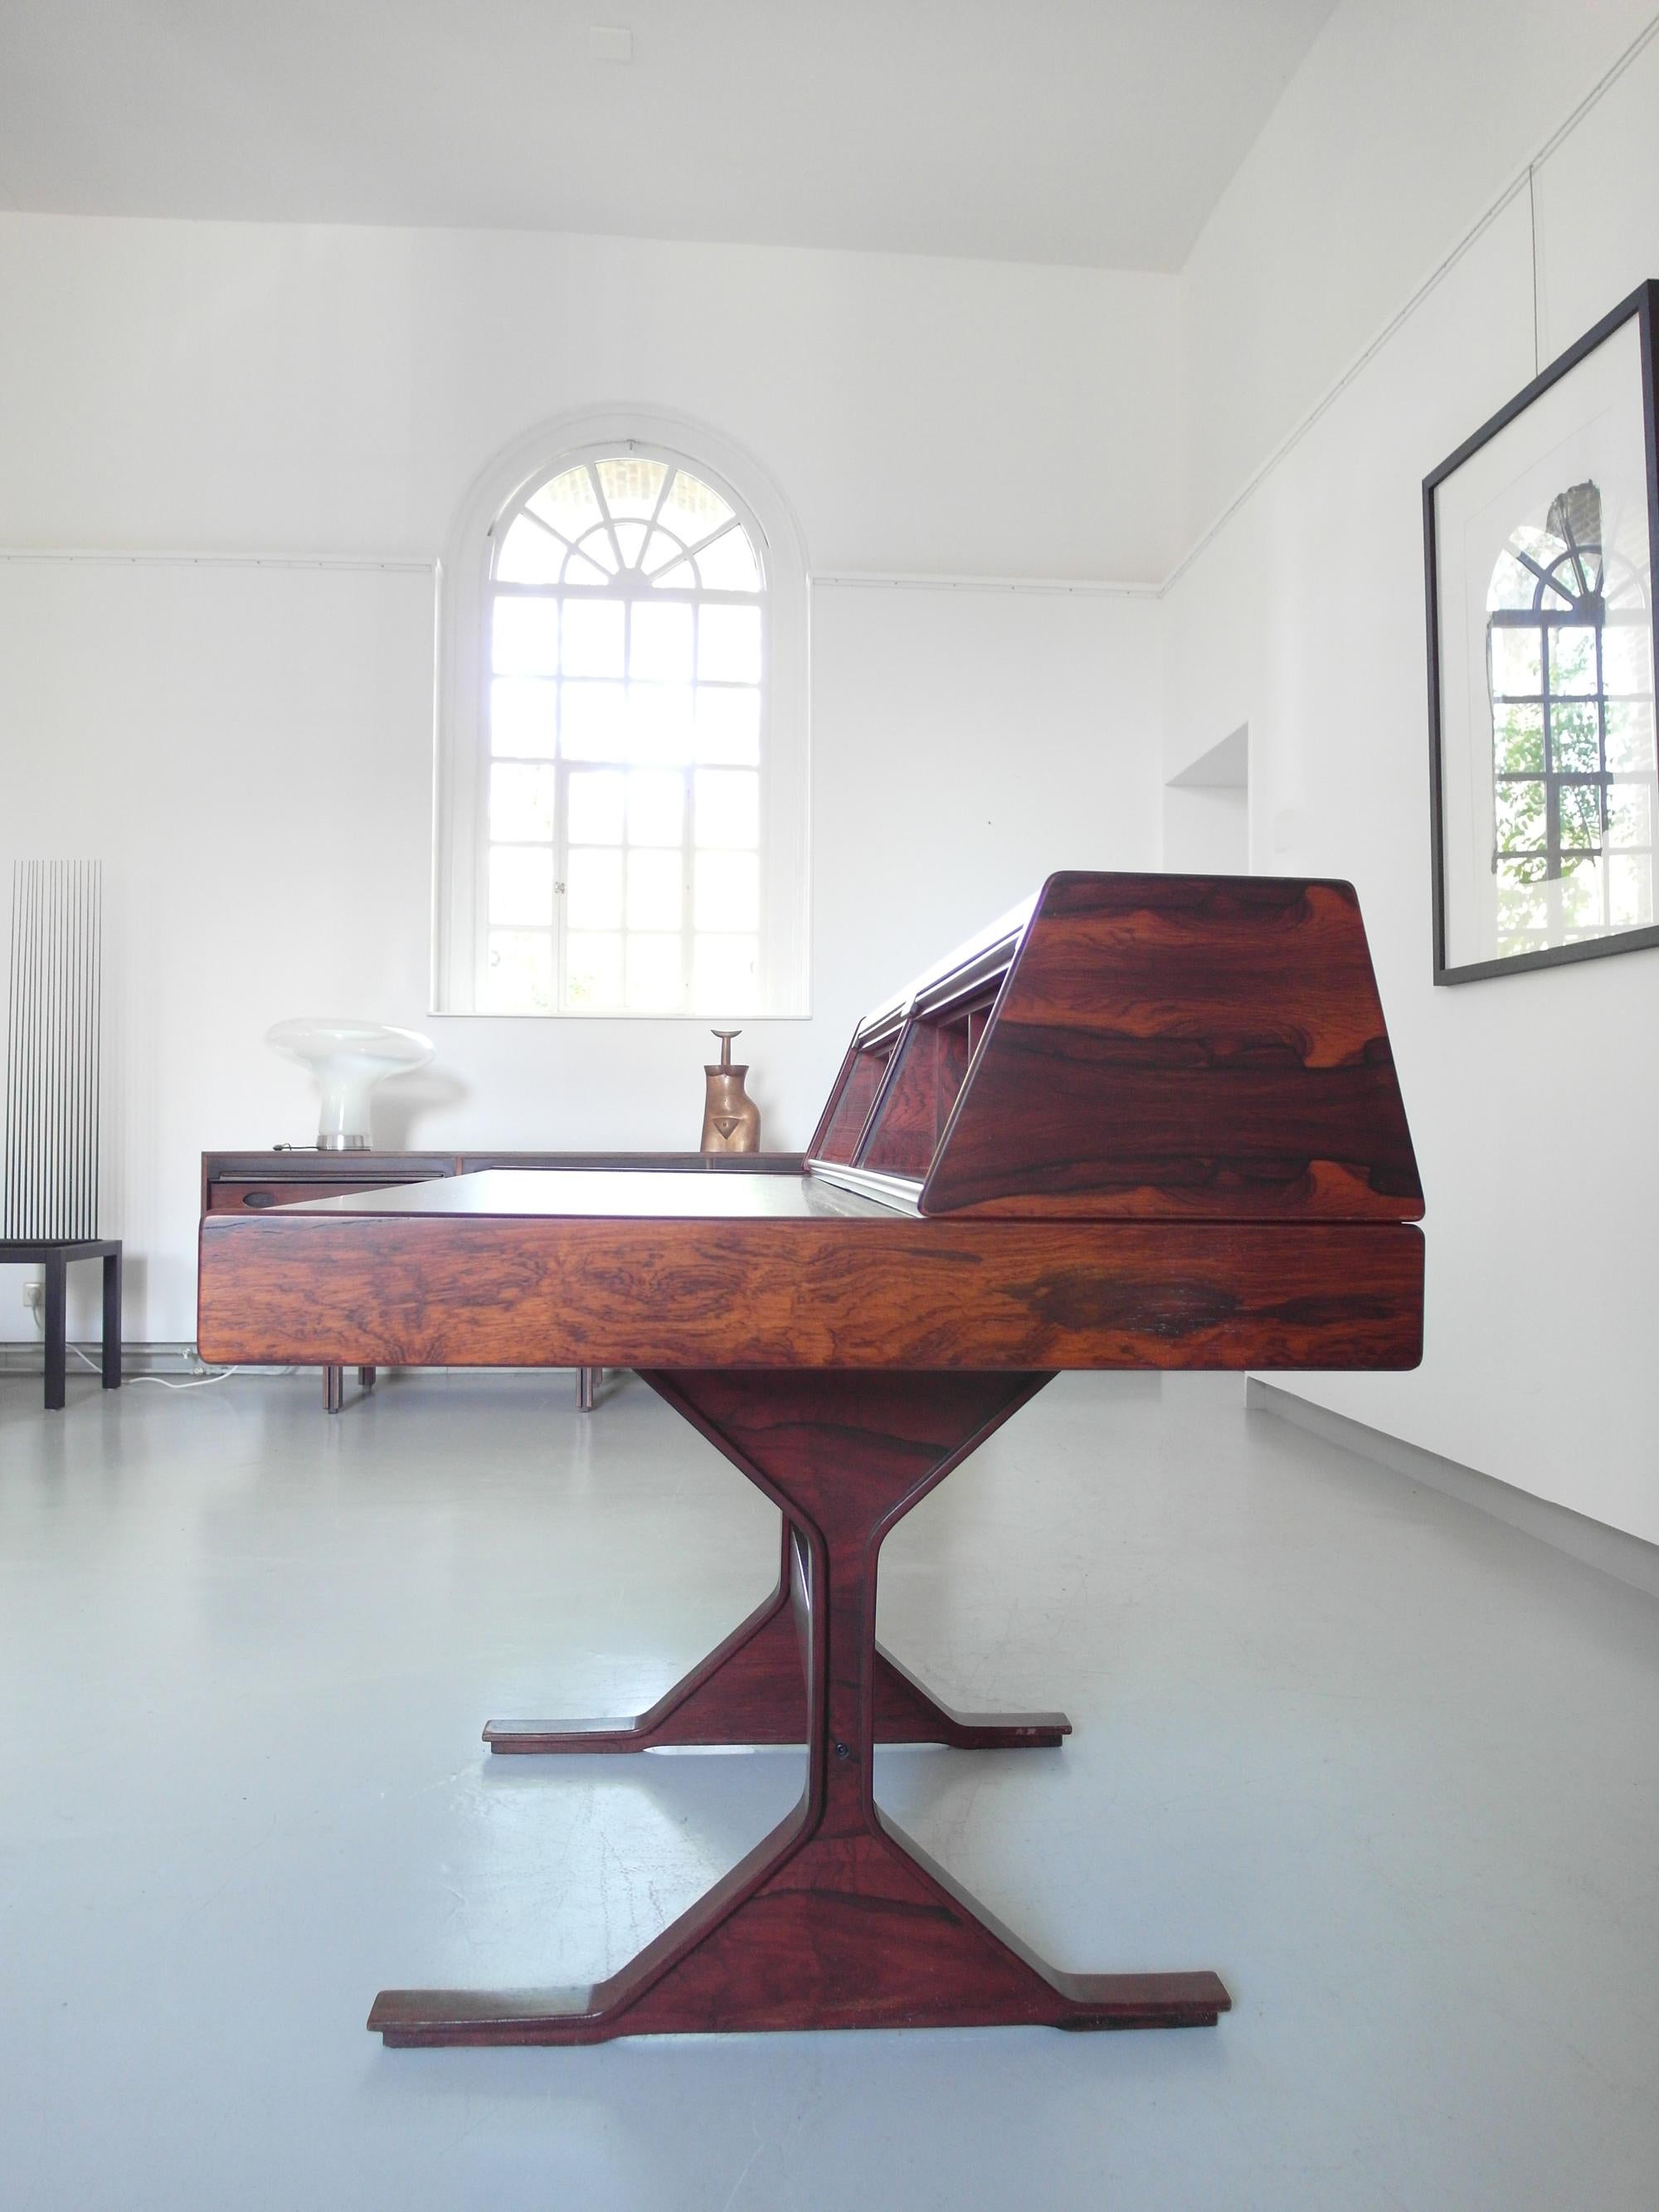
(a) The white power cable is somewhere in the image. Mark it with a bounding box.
[29,1301,291,1389]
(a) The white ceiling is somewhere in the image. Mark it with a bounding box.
[0,1,1337,271]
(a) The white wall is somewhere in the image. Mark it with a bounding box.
[1167,4,1659,1544]
[0,214,1172,1341]
[1177,0,1659,544]
[0,216,1179,580]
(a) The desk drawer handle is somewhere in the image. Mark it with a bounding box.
[243,1190,275,1208]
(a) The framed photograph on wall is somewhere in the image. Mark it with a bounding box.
[1424,279,1659,984]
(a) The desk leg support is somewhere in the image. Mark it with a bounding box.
[484,1519,1070,1754]
[372,1370,1228,2044]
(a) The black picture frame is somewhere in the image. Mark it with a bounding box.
[1424,278,1659,984]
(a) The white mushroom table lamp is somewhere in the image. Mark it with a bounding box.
[265,1019,435,1153]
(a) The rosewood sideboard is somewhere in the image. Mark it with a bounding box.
[201,1149,804,1408]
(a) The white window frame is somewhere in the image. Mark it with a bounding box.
[433,406,810,1016]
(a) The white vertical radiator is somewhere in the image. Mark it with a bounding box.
[2,860,104,1241]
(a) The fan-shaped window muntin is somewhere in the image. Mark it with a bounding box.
[1486,478,1656,958]
[483,452,767,1014]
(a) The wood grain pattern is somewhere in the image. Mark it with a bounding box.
[198,1209,1423,1372]
[919,874,1423,1220]
[812,1048,891,1165]
[368,1370,1228,2043]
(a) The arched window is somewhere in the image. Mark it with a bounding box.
[1486,479,1655,955]
[434,416,808,1017]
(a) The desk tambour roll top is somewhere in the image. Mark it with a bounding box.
[808,873,1423,1223]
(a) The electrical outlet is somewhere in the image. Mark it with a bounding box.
[22,1280,43,1313]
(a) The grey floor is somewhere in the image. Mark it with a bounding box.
[2,1368,1656,2212]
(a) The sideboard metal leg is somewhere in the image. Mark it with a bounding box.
[324,1364,343,1414]
[577,1366,597,1412]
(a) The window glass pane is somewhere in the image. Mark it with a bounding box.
[528,466,604,542]
[696,526,761,593]
[485,930,553,1013]
[695,686,761,764]
[625,932,683,1010]
[569,528,618,578]
[695,849,759,931]
[1558,853,1605,935]
[567,847,623,930]
[628,848,684,931]
[1495,778,1545,856]
[642,529,684,578]
[660,470,734,544]
[490,761,557,843]
[1486,552,1536,611]
[698,604,762,683]
[1489,625,1541,698]
[1602,614,1653,696]
[696,767,759,848]
[1548,625,1598,695]
[1559,784,1603,849]
[1607,780,1654,849]
[562,681,628,760]
[495,517,564,584]
[651,557,698,590]
[1493,862,1549,953]
[631,602,693,681]
[562,549,611,586]
[561,599,625,678]
[629,683,695,764]
[693,933,760,1012]
[1604,700,1656,772]
[491,678,556,756]
[629,768,685,846]
[1550,701,1601,774]
[493,597,559,674]
[612,520,649,571]
[568,767,626,844]
[1494,704,1544,775]
[489,844,553,926]
[597,456,668,524]
[567,932,623,1008]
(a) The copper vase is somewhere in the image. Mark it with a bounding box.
[700,1030,761,1154]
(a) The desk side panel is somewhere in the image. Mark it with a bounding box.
[198,1215,1423,1372]
[922,874,1424,1222]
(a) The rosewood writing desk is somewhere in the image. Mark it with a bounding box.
[197,873,1424,2045]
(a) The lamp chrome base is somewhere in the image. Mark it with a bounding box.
[317,1134,371,1153]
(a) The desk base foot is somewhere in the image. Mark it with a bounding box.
[367,1811,1227,2045]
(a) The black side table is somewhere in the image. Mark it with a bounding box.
[0,1239,122,1411]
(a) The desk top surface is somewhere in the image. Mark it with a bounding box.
[283,1168,888,1223]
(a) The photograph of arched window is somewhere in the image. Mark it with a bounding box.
[1427,280,1659,983]
[1486,479,1654,957]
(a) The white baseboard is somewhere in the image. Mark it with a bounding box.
[0,1340,221,1375]
[1247,1379,1659,1602]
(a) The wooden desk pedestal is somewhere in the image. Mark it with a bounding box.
[372,1369,1227,2044]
